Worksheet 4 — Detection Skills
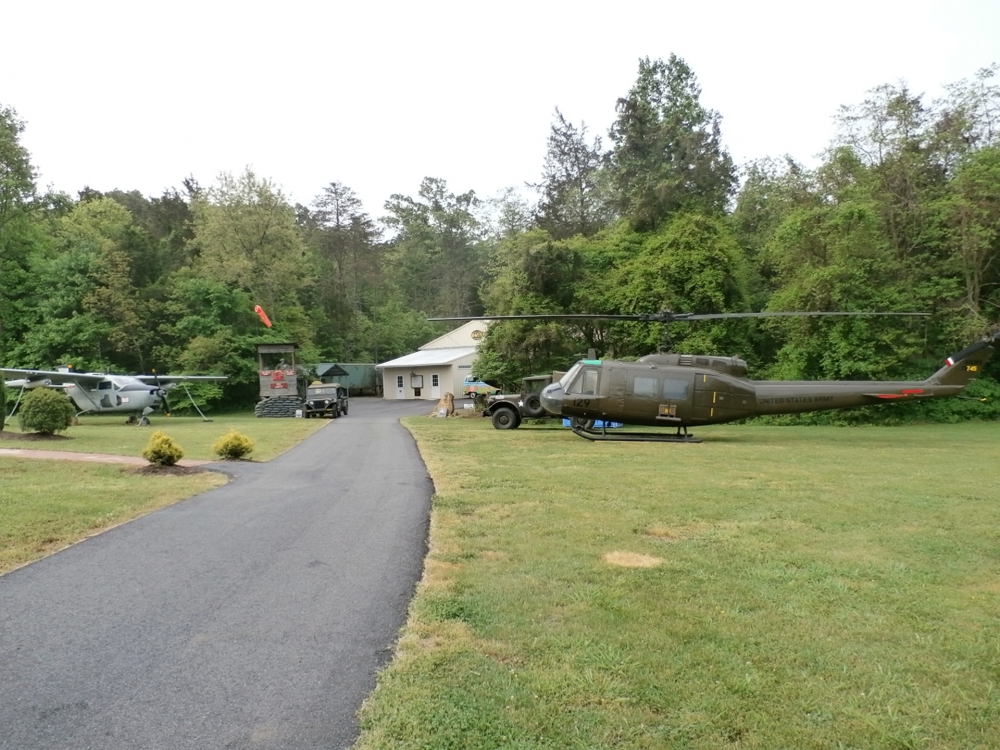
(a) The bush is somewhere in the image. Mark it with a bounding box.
[142,431,184,466]
[212,430,255,460]
[17,387,76,435]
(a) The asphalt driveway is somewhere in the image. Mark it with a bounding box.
[0,397,435,749]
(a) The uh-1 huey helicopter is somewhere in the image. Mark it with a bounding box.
[2,366,227,426]
[431,311,998,443]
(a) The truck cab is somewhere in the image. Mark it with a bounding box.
[304,382,348,418]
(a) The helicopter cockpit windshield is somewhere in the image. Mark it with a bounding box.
[559,363,582,389]
[541,363,584,416]
[563,361,602,395]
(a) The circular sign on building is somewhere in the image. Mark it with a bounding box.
[471,330,484,340]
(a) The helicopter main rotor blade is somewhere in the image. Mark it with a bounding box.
[428,314,641,322]
[676,311,932,321]
[429,311,931,323]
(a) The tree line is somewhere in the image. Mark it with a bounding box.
[1,55,998,419]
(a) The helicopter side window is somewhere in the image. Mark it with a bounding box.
[568,367,600,396]
[663,378,689,400]
[632,376,659,399]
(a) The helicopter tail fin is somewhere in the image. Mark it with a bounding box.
[925,333,1000,387]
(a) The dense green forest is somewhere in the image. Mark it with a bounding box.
[2,56,999,420]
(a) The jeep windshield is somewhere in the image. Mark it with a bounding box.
[308,387,338,396]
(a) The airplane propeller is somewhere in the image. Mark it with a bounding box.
[151,369,171,415]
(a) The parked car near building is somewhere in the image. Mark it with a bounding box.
[463,375,500,399]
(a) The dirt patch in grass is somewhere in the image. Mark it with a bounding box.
[130,464,211,476]
[0,431,72,442]
[603,550,664,568]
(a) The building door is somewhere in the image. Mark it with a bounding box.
[431,373,440,398]
[395,374,405,399]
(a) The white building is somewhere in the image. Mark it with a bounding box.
[377,319,489,400]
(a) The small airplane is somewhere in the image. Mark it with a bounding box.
[431,311,997,442]
[2,366,227,425]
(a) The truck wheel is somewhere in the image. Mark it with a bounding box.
[491,406,520,430]
[332,406,339,418]
[522,395,546,418]
[342,404,348,416]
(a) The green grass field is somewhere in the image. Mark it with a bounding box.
[356,419,1000,750]
[0,413,327,574]
[0,412,326,461]
[0,459,227,574]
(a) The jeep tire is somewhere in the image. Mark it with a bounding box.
[491,405,521,430]
[522,394,546,418]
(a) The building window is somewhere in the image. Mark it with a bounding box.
[396,375,403,388]
[432,374,439,387]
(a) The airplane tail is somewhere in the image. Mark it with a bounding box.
[925,332,1000,387]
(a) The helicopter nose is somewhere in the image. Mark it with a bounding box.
[540,382,564,415]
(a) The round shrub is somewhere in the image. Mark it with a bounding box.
[142,431,184,466]
[212,430,255,460]
[17,387,76,435]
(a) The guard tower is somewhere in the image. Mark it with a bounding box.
[257,343,299,399]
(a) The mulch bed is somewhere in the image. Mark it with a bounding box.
[130,464,210,476]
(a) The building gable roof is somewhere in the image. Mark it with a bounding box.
[377,347,476,369]
[420,319,490,349]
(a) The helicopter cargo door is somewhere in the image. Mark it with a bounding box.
[623,370,694,426]
[693,372,753,423]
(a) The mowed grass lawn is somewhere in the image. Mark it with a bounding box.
[0,413,326,574]
[0,412,327,461]
[357,419,1000,750]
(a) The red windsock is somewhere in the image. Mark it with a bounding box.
[254,305,273,327]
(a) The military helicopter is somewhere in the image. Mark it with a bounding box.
[2,367,226,426]
[431,311,997,442]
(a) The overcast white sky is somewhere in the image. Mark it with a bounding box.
[3,0,998,215]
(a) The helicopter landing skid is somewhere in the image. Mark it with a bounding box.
[570,423,703,443]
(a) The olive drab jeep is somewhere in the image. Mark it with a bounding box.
[481,373,563,429]
[304,382,349,418]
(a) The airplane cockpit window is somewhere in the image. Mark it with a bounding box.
[663,378,689,400]
[98,381,112,390]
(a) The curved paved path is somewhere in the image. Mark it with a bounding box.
[0,398,435,750]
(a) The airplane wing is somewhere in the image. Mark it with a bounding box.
[133,374,228,385]
[1,368,108,387]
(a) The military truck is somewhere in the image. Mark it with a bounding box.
[303,382,349,418]
[481,373,563,430]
